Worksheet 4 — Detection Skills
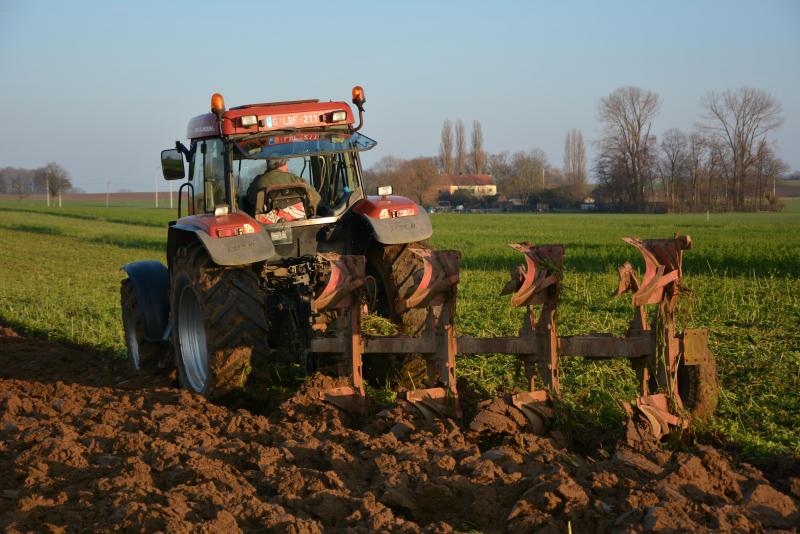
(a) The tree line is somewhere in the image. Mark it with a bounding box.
[366,121,589,208]
[0,163,74,205]
[438,119,486,175]
[594,86,786,211]
[366,86,789,212]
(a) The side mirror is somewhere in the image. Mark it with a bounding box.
[161,149,185,180]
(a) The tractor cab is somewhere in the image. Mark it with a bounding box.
[161,87,375,227]
[155,86,429,266]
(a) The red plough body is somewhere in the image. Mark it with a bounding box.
[311,235,715,438]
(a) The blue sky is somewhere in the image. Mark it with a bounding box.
[1,0,798,192]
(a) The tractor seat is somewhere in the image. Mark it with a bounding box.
[254,183,313,224]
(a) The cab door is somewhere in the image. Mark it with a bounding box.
[189,138,227,213]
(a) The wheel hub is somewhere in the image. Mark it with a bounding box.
[177,285,208,393]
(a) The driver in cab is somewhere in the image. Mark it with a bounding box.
[245,159,321,216]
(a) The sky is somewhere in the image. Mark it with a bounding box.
[0,0,798,193]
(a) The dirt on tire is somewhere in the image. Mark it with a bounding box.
[367,242,432,336]
[170,244,270,399]
[365,242,437,387]
[1,325,798,533]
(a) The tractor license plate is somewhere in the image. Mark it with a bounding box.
[393,208,415,217]
[269,227,292,245]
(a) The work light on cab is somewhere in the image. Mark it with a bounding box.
[211,93,225,116]
[240,115,258,127]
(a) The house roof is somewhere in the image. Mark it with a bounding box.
[440,174,495,186]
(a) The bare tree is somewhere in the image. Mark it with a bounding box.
[39,162,71,207]
[439,120,454,175]
[686,131,709,208]
[10,173,31,200]
[752,141,788,208]
[470,120,486,175]
[363,156,439,206]
[454,120,466,175]
[701,88,783,210]
[487,152,511,180]
[495,149,549,199]
[403,157,439,205]
[597,87,660,210]
[363,156,403,194]
[563,129,587,200]
[658,128,689,210]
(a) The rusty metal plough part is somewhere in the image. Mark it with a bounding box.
[311,249,462,418]
[310,235,711,438]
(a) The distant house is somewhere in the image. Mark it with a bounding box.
[580,196,597,211]
[439,174,497,197]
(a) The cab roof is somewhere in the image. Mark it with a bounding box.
[186,100,355,139]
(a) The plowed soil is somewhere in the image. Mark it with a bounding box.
[1,326,798,533]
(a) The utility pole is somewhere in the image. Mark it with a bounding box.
[58,188,62,208]
[169,180,173,209]
[541,167,546,189]
[106,181,110,208]
[155,175,159,208]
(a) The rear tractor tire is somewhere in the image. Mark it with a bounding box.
[366,242,433,336]
[120,279,167,370]
[170,244,269,398]
[365,242,436,385]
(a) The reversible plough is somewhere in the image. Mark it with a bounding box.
[309,235,716,438]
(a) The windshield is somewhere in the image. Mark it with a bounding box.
[233,132,375,220]
[235,131,376,159]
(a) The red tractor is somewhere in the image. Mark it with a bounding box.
[122,87,717,438]
[121,87,432,397]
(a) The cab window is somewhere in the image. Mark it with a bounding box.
[190,138,226,213]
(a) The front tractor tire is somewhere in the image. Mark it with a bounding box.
[170,244,269,398]
[120,279,167,370]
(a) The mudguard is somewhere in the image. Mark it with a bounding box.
[190,227,276,266]
[352,196,433,245]
[170,212,277,266]
[121,261,170,343]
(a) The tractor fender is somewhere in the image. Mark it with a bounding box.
[352,196,432,245]
[169,213,277,267]
[121,261,170,343]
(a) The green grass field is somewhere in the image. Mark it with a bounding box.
[0,200,798,458]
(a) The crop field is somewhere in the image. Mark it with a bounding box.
[1,199,799,531]
[1,199,798,459]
